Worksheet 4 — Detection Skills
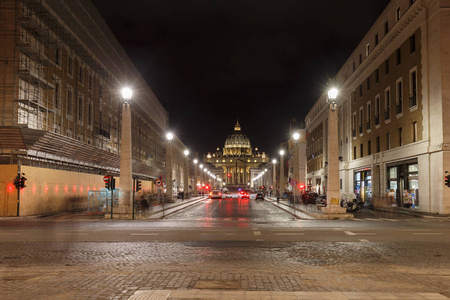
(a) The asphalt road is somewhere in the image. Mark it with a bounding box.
[1,197,449,299]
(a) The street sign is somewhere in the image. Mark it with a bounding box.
[155,179,163,187]
[291,180,298,186]
[103,175,111,183]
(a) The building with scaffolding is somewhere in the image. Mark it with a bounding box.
[0,0,169,216]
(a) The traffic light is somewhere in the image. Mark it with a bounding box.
[13,175,21,190]
[20,174,27,188]
[105,178,110,190]
[111,177,115,190]
[136,180,142,191]
[445,176,450,187]
[227,173,231,178]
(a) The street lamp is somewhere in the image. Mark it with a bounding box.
[193,159,198,196]
[324,87,345,214]
[272,159,277,196]
[117,87,133,218]
[184,149,190,199]
[166,132,174,203]
[279,149,285,194]
[292,132,300,205]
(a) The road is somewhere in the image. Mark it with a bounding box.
[1,197,449,299]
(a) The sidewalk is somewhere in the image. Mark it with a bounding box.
[266,196,354,220]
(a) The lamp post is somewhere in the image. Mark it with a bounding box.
[117,87,132,219]
[166,132,174,203]
[199,164,203,194]
[279,149,285,194]
[323,87,346,214]
[193,159,198,196]
[293,132,300,205]
[184,149,190,199]
[272,159,277,196]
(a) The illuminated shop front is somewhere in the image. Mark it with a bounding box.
[354,169,372,203]
[386,160,419,208]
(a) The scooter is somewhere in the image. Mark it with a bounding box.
[340,198,364,212]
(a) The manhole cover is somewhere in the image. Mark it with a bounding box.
[194,280,240,289]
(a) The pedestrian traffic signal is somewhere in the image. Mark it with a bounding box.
[20,175,27,188]
[445,176,450,187]
[136,180,142,191]
[13,175,21,190]
[105,178,110,190]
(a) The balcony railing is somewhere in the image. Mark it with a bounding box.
[409,95,417,107]
[385,109,390,120]
[396,100,403,115]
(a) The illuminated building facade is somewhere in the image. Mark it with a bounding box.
[203,121,269,189]
[305,0,450,214]
[0,0,168,216]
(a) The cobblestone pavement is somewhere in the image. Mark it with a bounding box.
[1,240,449,299]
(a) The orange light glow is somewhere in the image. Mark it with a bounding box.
[72,185,77,192]
[55,186,59,193]
[7,184,14,193]
[80,186,83,192]
[32,185,37,193]
[64,186,68,193]
[44,185,49,193]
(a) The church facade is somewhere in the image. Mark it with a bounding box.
[203,121,270,189]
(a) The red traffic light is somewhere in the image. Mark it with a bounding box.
[299,184,305,190]
[227,173,231,177]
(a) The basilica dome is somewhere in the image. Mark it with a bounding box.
[224,120,251,149]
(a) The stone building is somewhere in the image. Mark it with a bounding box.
[203,121,270,190]
[305,0,450,214]
[0,0,168,216]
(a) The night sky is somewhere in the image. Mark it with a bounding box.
[90,0,391,158]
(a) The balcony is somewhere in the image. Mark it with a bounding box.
[409,95,417,107]
[385,109,390,120]
[396,100,403,115]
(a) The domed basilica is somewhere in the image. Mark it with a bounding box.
[203,120,269,189]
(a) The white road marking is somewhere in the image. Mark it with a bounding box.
[384,219,399,222]
[274,233,305,236]
[412,233,443,235]
[253,231,261,236]
[345,231,376,236]
[359,239,369,242]
[130,233,159,236]
[365,218,383,222]
[344,231,356,235]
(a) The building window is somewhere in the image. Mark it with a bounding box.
[359,85,363,97]
[367,77,370,91]
[360,144,363,157]
[375,68,379,83]
[54,82,60,109]
[387,133,391,150]
[67,88,72,115]
[88,74,92,91]
[55,50,60,66]
[410,34,416,54]
[375,95,380,125]
[385,89,391,120]
[396,80,403,115]
[376,136,380,152]
[68,56,73,76]
[78,95,83,121]
[375,34,379,46]
[396,7,401,21]
[78,65,83,84]
[399,127,403,146]
[353,146,357,160]
[359,108,363,134]
[353,113,357,137]
[366,44,370,56]
[410,69,417,107]
[413,122,418,142]
[385,59,389,75]
[384,21,389,34]
[367,102,371,130]
[368,140,372,155]
[396,48,401,66]
[353,62,356,72]
[359,53,362,64]
[99,84,103,98]
[88,102,92,125]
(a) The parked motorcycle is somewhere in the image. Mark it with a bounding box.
[340,198,364,212]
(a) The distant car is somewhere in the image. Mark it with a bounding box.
[240,191,249,199]
[315,195,327,206]
[255,192,265,200]
[209,190,222,199]
[302,193,317,204]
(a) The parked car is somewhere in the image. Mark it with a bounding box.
[255,192,265,200]
[301,192,318,204]
[209,190,222,199]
